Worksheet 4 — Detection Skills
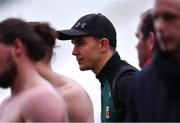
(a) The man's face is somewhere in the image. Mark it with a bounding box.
[0,42,17,88]
[136,23,152,68]
[154,0,180,54]
[72,36,102,72]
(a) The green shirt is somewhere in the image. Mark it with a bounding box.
[101,79,122,122]
[97,52,138,122]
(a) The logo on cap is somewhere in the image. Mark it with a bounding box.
[106,105,110,119]
[75,22,86,29]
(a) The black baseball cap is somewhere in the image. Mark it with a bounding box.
[57,13,117,47]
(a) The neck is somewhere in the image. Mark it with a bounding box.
[143,57,153,68]
[38,60,52,69]
[93,51,115,75]
[36,61,61,84]
[166,50,180,63]
[155,48,180,65]
[11,59,41,95]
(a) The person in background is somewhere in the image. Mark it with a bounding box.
[126,0,180,121]
[0,18,68,122]
[57,13,138,122]
[136,9,156,68]
[30,22,94,122]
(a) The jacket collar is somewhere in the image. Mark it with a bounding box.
[153,47,180,82]
[96,52,121,81]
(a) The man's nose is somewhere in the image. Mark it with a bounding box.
[72,46,79,56]
[155,17,165,34]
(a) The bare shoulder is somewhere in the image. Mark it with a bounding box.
[21,86,68,122]
[22,85,65,108]
[40,70,90,99]
[56,74,89,100]
[55,74,94,122]
[24,86,62,102]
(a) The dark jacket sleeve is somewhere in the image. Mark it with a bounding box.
[111,68,138,112]
[116,70,137,100]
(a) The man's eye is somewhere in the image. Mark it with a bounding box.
[154,13,158,20]
[163,13,177,21]
[75,40,85,46]
[154,12,178,22]
[79,41,85,46]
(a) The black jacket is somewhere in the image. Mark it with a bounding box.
[96,52,138,122]
[126,49,180,122]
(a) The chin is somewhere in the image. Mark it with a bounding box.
[161,46,176,53]
[79,66,90,71]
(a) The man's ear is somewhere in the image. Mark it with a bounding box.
[147,32,156,51]
[99,38,109,52]
[12,38,25,57]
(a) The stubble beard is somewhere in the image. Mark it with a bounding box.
[0,57,17,89]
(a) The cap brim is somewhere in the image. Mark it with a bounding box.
[57,29,89,40]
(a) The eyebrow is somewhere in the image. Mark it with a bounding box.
[72,37,82,44]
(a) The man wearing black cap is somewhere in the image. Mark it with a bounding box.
[57,13,138,122]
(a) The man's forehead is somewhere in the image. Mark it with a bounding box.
[154,0,180,15]
[156,0,180,2]
[72,35,91,43]
[155,0,180,8]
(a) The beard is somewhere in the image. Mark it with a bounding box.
[0,56,17,89]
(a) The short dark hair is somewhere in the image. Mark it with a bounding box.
[0,18,47,61]
[28,22,58,62]
[92,36,116,52]
[140,9,155,41]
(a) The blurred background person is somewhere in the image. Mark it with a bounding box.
[136,9,156,68]
[0,18,67,122]
[30,22,94,122]
[126,0,180,121]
